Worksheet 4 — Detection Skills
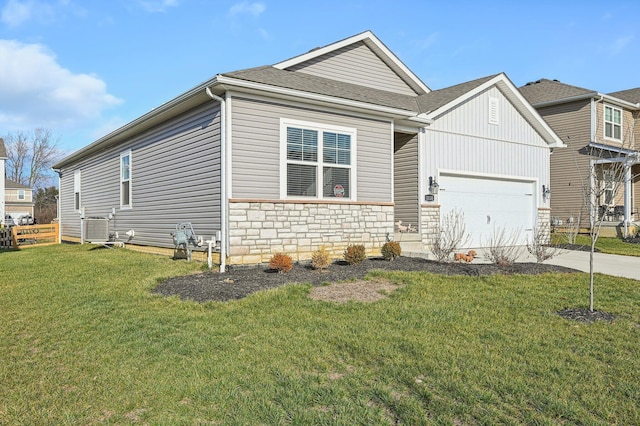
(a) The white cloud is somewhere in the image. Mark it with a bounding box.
[229,1,266,17]
[0,40,122,130]
[136,0,179,13]
[1,0,50,26]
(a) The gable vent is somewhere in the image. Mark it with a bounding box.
[489,96,499,125]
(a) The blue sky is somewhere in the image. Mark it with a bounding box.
[1,0,639,155]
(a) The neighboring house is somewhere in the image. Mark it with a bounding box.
[519,79,640,229]
[0,138,5,226]
[4,179,35,222]
[53,31,562,268]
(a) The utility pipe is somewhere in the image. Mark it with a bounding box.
[205,87,228,273]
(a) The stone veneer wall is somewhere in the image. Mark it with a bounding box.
[420,204,440,254]
[537,208,551,244]
[228,201,394,265]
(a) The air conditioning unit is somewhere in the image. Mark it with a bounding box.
[83,218,109,243]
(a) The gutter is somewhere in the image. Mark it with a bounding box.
[532,92,640,110]
[205,87,228,273]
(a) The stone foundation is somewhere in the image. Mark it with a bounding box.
[420,204,440,252]
[537,208,551,244]
[228,201,394,265]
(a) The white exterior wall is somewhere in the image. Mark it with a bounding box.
[423,86,551,207]
[0,159,4,225]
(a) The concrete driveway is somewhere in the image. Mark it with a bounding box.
[539,249,640,281]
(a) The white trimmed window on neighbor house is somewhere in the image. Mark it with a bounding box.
[281,119,356,200]
[74,170,81,211]
[18,190,25,200]
[604,105,622,141]
[120,151,132,209]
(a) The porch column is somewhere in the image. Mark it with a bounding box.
[624,163,632,224]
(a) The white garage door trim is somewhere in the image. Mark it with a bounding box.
[438,172,537,248]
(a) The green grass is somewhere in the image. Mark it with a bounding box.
[1,244,639,424]
[552,233,640,256]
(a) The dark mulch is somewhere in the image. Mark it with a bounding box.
[556,308,616,323]
[153,256,578,303]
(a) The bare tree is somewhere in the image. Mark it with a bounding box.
[4,128,61,190]
[431,209,471,263]
[577,113,639,312]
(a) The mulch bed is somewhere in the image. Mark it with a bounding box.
[153,256,578,303]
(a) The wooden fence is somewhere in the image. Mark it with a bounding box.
[0,224,59,249]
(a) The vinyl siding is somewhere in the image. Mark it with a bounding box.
[425,87,550,200]
[394,132,419,227]
[537,100,592,226]
[59,102,222,248]
[285,41,418,96]
[230,96,393,202]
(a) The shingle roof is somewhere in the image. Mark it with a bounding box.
[519,78,595,105]
[417,74,500,113]
[223,66,421,112]
[0,138,6,158]
[608,87,640,105]
[5,179,31,190]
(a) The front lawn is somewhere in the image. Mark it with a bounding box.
[1,245,638,424]
[552,233,640,257]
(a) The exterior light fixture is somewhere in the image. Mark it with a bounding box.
[429,176,439,194]
[542,185,551,201]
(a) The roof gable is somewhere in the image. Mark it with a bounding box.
[274,30,430,96]
[5,178,31,190]
[422,74,565,148]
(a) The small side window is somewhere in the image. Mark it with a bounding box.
[120,151,132,209]
[74,170,81,211]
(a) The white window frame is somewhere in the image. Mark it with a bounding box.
[279,118,357,201]
[73,170,81,212]
[604,104,622,141]
[120,151,132,209]
[18,190,25,200]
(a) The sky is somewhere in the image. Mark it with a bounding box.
[1,0,639,156]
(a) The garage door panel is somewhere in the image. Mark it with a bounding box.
[439,174,535,247]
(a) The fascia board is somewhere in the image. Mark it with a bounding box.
[531,92,638,110]
[53,76,221,168]
[274,30,430,94]
[215,75,421,119]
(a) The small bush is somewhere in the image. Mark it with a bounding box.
[311,246,332,270]
[269,253,293,273]
[344,244,367,265]
[381,241,401,261]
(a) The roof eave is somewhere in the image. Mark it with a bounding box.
[53,76,222,169]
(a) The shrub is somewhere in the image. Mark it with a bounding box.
[381,241,401,261]
[431,209,471,263]
[344,244,367,265]
[269,253,293,273]
[527,223,559,263]
[483,227,521,266]
[311,246,331,270]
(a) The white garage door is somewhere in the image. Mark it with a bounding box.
[438,174,535,248]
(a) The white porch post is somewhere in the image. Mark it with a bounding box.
[624,163,632,224]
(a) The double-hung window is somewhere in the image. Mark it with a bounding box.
[120,151,132,209]
[604,105,622,141]
[18,190,25,200]
[281,119,356,200]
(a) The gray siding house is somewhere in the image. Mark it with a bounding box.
[519,79,640,230]
[53,31,562,269]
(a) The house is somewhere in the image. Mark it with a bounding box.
[519,79,640,230]
[52,31,563,269]
[0,138,5,226]
[4,179,35,223]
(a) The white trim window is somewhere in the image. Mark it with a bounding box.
[604,105,622,141]
[73,170,81,211]
[18,190,25,200]
[603,169,614,205]
[280,119,356,200]
[120,151,132,209]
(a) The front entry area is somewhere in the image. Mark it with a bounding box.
[438,173,536,247]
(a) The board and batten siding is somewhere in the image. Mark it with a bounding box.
[394,132,419,227]
[285,41,418,96]
[230,96,393,203]
[537,100,592,225]
[424,86,550,194]
[59,102,222,248]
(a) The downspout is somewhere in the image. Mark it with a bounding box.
[205,87,227,273]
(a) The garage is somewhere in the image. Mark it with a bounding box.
[438,173,536,248]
